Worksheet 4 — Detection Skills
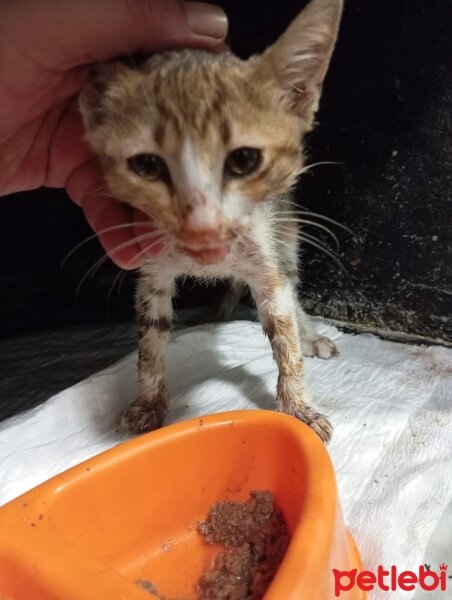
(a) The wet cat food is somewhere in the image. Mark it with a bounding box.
[197,491,290,600]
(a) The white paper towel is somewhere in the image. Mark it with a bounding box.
[1,320,451,599]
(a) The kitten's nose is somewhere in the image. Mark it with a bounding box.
[181,191,221,242]
[179,191,231,263]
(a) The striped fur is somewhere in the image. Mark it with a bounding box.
[80,0,343,443]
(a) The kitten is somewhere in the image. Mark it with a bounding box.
[80,0,343,443]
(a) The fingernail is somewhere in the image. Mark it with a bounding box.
[186,2,228,40]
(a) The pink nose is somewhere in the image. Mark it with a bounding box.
[183,198,220,236]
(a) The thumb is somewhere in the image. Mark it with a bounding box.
[1,1,228,70]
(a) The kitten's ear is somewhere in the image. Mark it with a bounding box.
[79,62,130,129]
[260,0,343,124]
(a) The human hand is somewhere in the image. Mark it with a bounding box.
[0,0,228,268]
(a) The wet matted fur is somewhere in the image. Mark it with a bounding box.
[80,0,343,443]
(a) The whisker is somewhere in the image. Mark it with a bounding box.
[117,270,128,298]
[126,236,170,268]
[75,231,162,299]
[80,186,116,197]
[104,237,171,305]
[277,225,337,256]
[62,221,162,267]
[276,229,346,272]
[277,205,355,236]
[75,254,110,301]
[272,217,339,249]
[298,234,346,271]
[298,230,337,253]
[106,269,127,304]
[298,160,343,176]
[108,231,164,261]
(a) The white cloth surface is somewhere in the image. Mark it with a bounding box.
[1,320,451,599]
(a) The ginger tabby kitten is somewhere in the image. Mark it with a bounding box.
[80,0,343,443]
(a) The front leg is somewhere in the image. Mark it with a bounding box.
[248,273,332,443]
[120,270,175,434]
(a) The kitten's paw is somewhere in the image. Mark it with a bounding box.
[120,395,168,434]
[292,407,333,444]
[300,334,338,359]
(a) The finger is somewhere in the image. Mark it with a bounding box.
[84,203,164,268]
[1,1,228,71]
[85,196,144,269]
[46,101,91,189]
[65,159,154,269]
[133,208,165,260]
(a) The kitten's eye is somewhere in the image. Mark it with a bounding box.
[225,147,262,177]
[127,153,169,181]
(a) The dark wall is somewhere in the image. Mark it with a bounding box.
[0,0,450,342]
[221,0,452,342]
[0,189,135,339]
[298,0,452,343]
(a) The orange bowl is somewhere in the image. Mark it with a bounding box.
[0,410,365,599]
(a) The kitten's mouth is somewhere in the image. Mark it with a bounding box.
[182,244,230,264]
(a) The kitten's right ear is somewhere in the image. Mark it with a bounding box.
[79,62,129,129]
[259,0,343,126]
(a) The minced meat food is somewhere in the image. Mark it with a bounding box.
[197,490,290,599]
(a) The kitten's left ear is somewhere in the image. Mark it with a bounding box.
[260,0,343,124]
[79,62,133,129]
